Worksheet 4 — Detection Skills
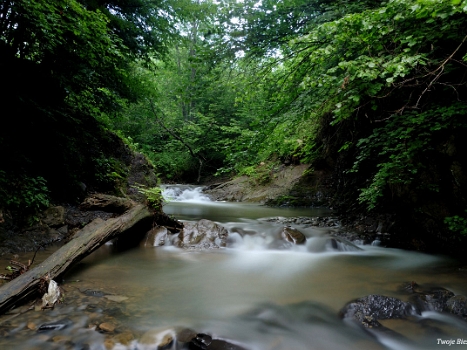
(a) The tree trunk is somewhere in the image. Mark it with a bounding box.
[0,204,153,315]
[79,193,135,213]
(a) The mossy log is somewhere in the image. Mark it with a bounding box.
[0,204,153,315]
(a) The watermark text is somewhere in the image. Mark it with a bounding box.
[437,339,467,346]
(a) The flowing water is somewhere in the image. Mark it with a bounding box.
[1,185,467,349]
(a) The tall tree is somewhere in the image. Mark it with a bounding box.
[0,0,178,213]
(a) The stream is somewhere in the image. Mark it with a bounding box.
[1,185,467,349]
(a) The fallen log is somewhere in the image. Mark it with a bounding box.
[0,203,153,315]
[79,193,135,213]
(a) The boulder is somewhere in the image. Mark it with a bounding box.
[280,226,306,245]
[41,206,65,227]
[141,226,168,247]
[339,294,417,328]
[174,219,228,249]
[140,327,189,348]
[65,206,114,228]
[409,287,455,312]
[187,333,248,350]
[445,295,467,321]
[140,328,246,350]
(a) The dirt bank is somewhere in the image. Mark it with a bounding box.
[204,164,333,206]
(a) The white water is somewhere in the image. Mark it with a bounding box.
[2,185,467,350]
[161,184,212,203]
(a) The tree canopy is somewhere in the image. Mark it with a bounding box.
[1,0,467,245]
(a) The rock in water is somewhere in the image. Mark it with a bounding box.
[339,294,417,328]
[409,287,455,312]
[280,226,306,245]
[37,318,72,332]
[141,226,168,247]
[174,219,228,249]
[445,295,467,320]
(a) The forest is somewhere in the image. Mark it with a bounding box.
[1,0,467,254]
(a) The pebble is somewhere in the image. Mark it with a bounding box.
[87,312,102,321]
[35,334,51,342]
[105,295,128,303]
[52,335,71,343]
[99,322,116,333]
[104,338,115,350]
[112,331,134,345]
[27,322,37,331]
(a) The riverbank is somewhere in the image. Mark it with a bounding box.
[202,164,466,258]
[2,185,467,350]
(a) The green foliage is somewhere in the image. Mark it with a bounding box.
[133,185,164,211]
[93,156,128,191]
[217,0,384,57]
[244,0,467,213]
[109,20,245,181]
[2,0,466,250]
[0,170,50,223]
[352,104,467,209]
[445,211,467,236]
[77,0,178,59]
[239,164,272,186]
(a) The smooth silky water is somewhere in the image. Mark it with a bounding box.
[1,185,467,349]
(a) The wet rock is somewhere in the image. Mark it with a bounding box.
[46,227,63,242]
[398,281,419,294]
[105,307,126,319]
[52,335,72,343]
[177,328,197,342]
[409,287,455,312]
[280,226,306,245]
[65,207,113,230]
[37,318,73,332]
[140,328,246,350]
[104,338,116,350]
[81,289,109,298]
[104,295,128,303]
[112,331,134,345]
[42,206,66,227]
[85,304,102,313]
[265,216,343,229]
[140,327,176,348]
[141,226,168,247]
[326,237,361,251]
[174,219,228,249]
[187,335,248,350]
[57,225,68,235]
[339,295,417,328]
[445,295,467,321]
[99,322,116,333]
[190,333,212,349]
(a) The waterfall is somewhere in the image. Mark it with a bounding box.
[161,184,211,202]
